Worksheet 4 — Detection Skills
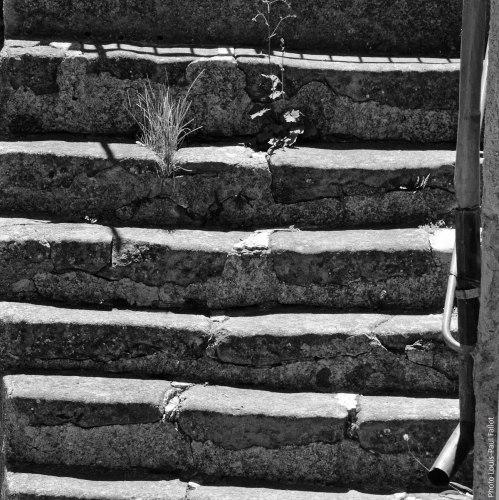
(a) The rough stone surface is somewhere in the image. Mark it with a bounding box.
[2,376,470,489]
[0,219,452,310]
[0,303,458,395]
[188,481,460,500]
[2,376,193,471]
[3,472,458,500]
[269,143,455,204]
[3,375,171,427]
[3,0,463,56]
[188,437,470,489]
[474,0,499,496]
[5,472,188,499]
[0,302,211,371]
[238,51,459,110]
[214,311,458,394]
[0,140,457,228]
[271,228,435,285]
[356,396,459,454]
[374,313,457,349]
[178,385,349,449]
[0,41,459,142]
[188,480,450,500]
[0,43,255,138]
[101,227,243,287]
[5,421,193,470]
[239,51,459,142]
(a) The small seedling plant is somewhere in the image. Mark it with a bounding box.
[248,0,316,153]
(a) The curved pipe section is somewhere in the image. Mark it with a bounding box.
[441,246,475,354]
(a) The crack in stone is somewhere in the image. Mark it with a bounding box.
[26,419,164,430]
[235,59,376,106]
[404,351,457,383]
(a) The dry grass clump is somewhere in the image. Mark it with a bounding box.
[129,76,201,177]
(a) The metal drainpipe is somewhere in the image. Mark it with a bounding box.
[427,0,488,486]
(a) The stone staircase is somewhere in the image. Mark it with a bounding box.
[0,0,471,498]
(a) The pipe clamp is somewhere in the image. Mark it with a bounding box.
[455,288,481,300]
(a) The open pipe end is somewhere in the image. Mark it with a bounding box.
[428,468,452,488]
[428,424,474,488]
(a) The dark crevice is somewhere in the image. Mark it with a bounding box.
[28,418,164,430]
[51,268,116,282]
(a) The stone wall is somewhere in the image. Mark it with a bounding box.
[475,0,499,497]
[3,0,462,56]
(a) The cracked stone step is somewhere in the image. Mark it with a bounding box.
[0,139,456,228]
[0,40,458,142]
[0,302,458,395]
[2,471,455,500]
[0,217,453,310]
[3,0,462,56]
[1,374,471,489]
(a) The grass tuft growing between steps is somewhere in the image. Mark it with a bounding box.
[129,77,200,177]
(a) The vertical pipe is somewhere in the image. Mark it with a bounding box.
[428,0,488,486]
[454,0,487,465]
[454,0,487,209]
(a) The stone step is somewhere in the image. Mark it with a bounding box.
[1,374,471,489]
[3,0,461,57]
[0,41,459,142]
[0,302,458,395]
[0,139,456,228]
[0,217,453,310]
[3,470,455,500]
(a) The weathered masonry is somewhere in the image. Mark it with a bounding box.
[0,0,470,498]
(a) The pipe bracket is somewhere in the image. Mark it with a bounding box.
[455,288,481,300]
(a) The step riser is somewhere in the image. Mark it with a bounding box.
[3,0,462,56]
[0,43,459,142]
[0,142,457,228]
[0,222,452,310]
[5,427,466,489]
[1,351,457,396]
[1,377,470,489]
[0,306,458,395]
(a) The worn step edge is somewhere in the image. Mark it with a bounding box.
[3,470,453,500]
[0,217,454,310]
[0,302,458,394]
[0,139,456,228]
[2,374,468,488]
[1,40,458,141]
[4,469,460,500]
